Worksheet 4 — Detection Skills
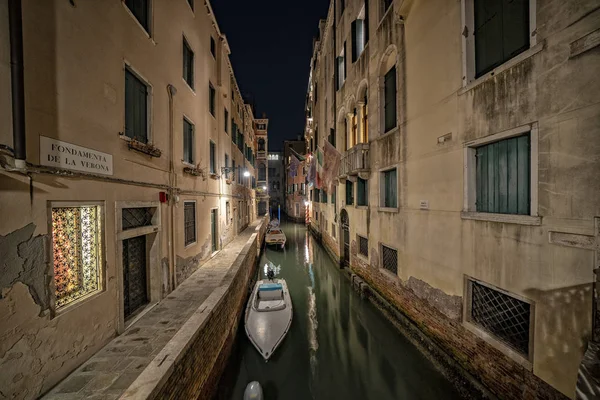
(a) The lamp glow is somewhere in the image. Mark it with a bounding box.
[243,170,250,177]
[262,186,267,190]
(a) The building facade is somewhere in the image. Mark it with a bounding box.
[268,152,284,213]
[0,1,265,398]
[304,0,600,399]
[283,139,308,223]
[254,118,269,215]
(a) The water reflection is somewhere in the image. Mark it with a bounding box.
[215,220,463,400]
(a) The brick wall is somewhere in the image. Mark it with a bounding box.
[321,235,567,400]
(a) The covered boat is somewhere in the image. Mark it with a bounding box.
[265,227,286,248]
[245,278,293,361]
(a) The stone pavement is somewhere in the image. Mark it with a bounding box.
[42,220,263,400]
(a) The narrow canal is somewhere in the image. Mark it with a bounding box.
[215,220,463,400]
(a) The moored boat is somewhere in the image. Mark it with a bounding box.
[265,227,286,248]
[245,275,293,361]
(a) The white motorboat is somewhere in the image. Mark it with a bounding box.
[245,275,293,361]
[265,227,286,248]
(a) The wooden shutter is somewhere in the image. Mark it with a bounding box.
[476,134,530,214]
[474,0,503,77]
[183,119,193,163]
[384,66,397,132]
[125,69,148,143]
[502,0,529,60]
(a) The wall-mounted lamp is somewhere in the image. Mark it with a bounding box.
[244,170,251,177]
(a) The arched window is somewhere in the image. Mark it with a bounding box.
[258,138,266,151]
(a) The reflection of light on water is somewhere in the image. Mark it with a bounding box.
[263,262,281,277]
[304,242,310,264]
[307,286,318,379]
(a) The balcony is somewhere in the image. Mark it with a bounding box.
[339,143,370,179]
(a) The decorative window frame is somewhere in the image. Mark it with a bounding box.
[460,0,539,89]
[48,201,106,317]
[462,122,540,225]
[115,201,161,331]
[122,62,154,145]
[463,275,535,369]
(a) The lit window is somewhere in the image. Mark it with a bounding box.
[52,205,103,309]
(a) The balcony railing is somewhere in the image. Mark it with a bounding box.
[339,143,370,177]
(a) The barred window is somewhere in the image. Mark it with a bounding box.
[358,235,368,257]
[52,205,103,309]
[184,201,196,246]
[469,280,532,357]
[381,244,397,274]
[122,207,154,230]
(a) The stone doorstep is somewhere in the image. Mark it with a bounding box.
[42,218,266,400]
[119,220,264,400]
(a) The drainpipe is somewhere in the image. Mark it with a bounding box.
[8,0,26,169]
[167,84,177,290]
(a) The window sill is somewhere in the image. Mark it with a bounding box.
[356,205,368,209]
[459,41,544,95]
[463,320,532,370]
[127,140,162,158]
[375,126,399,143]
[183,79,196,94]
[461,212,541,226]
[379,207,398,213]
[52,289,105,318]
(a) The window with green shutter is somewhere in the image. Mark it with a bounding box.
[381,168,397,208]
[209,141,216,174]
[346,180,354,205]
[125,69,148,143]
[183,38,194,89]
[125,0,149,33]
[183,118,194,164]
[384,66,397,132]
[476,134,530,215]
[357,178,368,206]
[474,0,529,78]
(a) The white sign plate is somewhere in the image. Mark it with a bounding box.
[40,136,113,175]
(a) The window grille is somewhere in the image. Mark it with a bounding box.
[358,235,368,257]
[381,244,397,274]
[52,205,102,309]
[184,202,196,246]
[122,207,154,230]
[470,280,531,356]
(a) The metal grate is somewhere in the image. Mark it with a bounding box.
[123,235,148,318]
[470,281,531,356]
[184,202,196,246]
[122,208,154,230]
[358,235,368,257]
[381,245,397,274]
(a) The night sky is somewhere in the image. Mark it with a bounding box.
[211,0,330,151]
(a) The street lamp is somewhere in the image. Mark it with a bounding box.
[262,185,267,190]
[243,170,250,177]
[304,201,309,206]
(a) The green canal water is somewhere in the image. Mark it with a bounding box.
[215,220,463,400]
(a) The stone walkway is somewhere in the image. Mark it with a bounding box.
[42,220,262,400]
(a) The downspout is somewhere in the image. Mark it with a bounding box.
[167,84,177,290]
[8,0,26,169]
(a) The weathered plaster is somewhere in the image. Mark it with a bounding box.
[0,224,49,311]
[176,238,211,285]
[406,276,462,321]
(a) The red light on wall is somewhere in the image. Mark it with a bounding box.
[159,192,168,203]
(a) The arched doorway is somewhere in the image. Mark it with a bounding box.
[340,209,349,268]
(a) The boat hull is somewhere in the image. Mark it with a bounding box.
[245,279,293,361]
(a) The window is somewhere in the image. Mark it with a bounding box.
[258,164,266,181]
[339,0,345,15]
[237,132,244,152]
[125,0,149,33]
[352,19,366,62]
[224,108,229,133]
[209,141,216,174]
[232,120,237,143]
[467,279,532,357]
[382,0,393,17]
[225,153,229,172]
[122,207,154,230]
[125,69,149,143]
[184,201,196,246]
[320,190,327,203]
[183,38,194,89]
[295,203,300,216]
[209,83,216,116]
[332,223,337,238]
[346,180,354,205]
[329,128,336,148]
[232,159,236,180]
[332,186,336,211]
[187,0,194,10]
[52,205,103,309]
[381,168,397,208]
[226,201,231,223]
[384,66,397,132]
[358,235,368,257]
[381,244,397,274]
[473,0,530,78]
[258,138,265,151]
[357,178,368,206]
[336,45,346,90]
[183,118,194,164]
[210,36,216,58]
[475,134,530,215]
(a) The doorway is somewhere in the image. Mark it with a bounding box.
[123,235,148,319]
[341,209,349,268]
